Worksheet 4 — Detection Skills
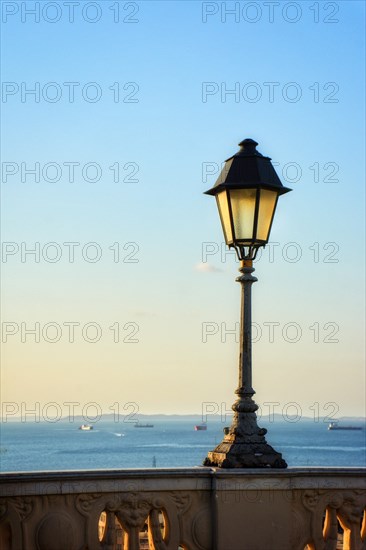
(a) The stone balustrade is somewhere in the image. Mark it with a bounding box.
[0,467,365,550]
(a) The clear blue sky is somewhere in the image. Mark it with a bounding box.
[1,1,365,419]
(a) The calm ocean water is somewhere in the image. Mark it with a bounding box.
[1,419,365,472]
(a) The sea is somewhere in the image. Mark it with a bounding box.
[1,417,365,472]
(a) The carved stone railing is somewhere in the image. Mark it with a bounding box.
[0,467,365,550]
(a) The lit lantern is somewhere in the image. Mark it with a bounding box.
[205,139,291,260]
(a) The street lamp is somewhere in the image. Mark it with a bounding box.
[203,138,291,468]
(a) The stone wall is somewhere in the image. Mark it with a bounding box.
[1,468,365,549]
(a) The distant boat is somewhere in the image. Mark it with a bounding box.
[194,424,207,431]
[134,423,154,428]
[328,421,362,431]
[79,424,93,431]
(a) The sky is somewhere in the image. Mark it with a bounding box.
[1,0,365,421]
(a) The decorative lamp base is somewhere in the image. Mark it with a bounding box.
[203,404,287,469]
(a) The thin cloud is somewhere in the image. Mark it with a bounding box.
[195,262,223,273]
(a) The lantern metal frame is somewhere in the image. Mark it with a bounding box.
[205,139,291,260]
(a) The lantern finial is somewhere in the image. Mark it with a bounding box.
[238,138,258,149]
[237,138,262,157]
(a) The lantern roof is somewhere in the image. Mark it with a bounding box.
[205,138,292,196]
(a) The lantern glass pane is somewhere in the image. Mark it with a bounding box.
[217,191,233,243]
[229,188,257,241]
[257,189,278,241]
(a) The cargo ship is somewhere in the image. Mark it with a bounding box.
[134,423,154,428]
[194,424,207,431]
[328,421,362,431]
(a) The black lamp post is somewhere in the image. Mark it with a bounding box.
[203,138,291,468]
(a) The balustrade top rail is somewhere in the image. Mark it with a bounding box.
[1,466,365,491]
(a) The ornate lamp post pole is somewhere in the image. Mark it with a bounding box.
[203,138,291,468]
